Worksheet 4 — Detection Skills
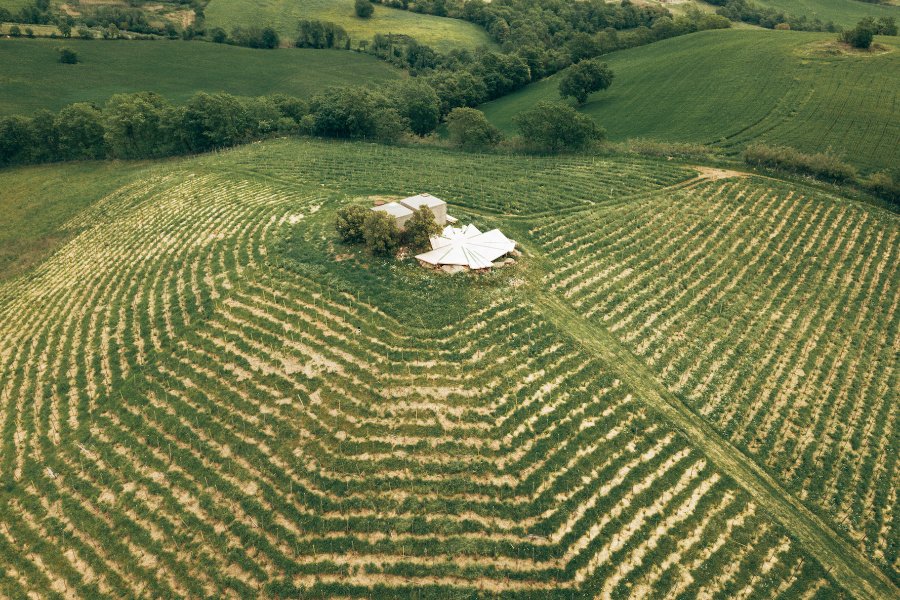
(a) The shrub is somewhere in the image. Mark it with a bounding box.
[9,25,22,37]
[743,143,857,183]
[840,20,875,49]
[77,27,92,39]
[57,47,79,64]
[514,101,603,152]
[335,205,370,243]
[403,206,441,251]
[209,27,227,43]
[363,211,400,256]
[446,107,501,149]
[355,0,374,18]
[860,171,899,205]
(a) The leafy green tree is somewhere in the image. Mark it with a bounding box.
[261,26,280,48]
[355,0,374,18]
[9,25,21,37]
[209,27,227,43]
[180,92,249,152]
[426,70,487,116]
[54,103,105,160]
[57,47,79,64]
[335,205,370,243]
[403,206,441,251]
[77,27,92,39]
[363,211,400,256]
[0,116,35,167]
[309,87,382,138]
[514,101,603,152]
[559,59,614,104]
[387,79,440,136]
[24,27,34,38]
[373,107,409,142]
[58,22,72,37]
[103,92,178,159]
[446,107,501,149]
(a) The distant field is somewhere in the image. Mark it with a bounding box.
[751,0,899,26]
[0,138,896,597]
[481,29,900,172]
[0,38,401,115]
[204,0,494,51]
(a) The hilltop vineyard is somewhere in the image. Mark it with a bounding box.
[532,175,899,583]
[0,139,893,597]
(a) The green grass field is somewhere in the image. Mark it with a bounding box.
[204,0,494,52]
[481,29,900,172]
[0,138,896,598]
[0,38,402,116]
[750,0,899,26]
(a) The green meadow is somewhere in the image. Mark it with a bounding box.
[0,38,402,116]
[752,0,899,27]
[204,0,494,52]
[481,29,900,172]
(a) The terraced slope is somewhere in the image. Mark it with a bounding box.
[204,0,493,52]
[481,29,900,172]
[0,39,401,116]
[0,139,895,597]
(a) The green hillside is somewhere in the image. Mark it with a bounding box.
[0,39,401,116]
[481,29,900,172]
[751,0,899,27]
[204,0,494,51]
[1,138,897,597]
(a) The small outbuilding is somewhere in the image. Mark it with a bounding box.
[371,201,414,230]
[399,193,450,226]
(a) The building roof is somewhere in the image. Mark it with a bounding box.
[415,225,516,270]
[371,202,414,219]
[399,193,446,211]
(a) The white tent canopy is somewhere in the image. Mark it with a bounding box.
[415,225,516,270]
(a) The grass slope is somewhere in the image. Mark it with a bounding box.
[0,161,154,281]
[0,38,401,116]
[481,29,900,172]
[750,0,899,27]
[0,138,896,597]
[205,0,493,52]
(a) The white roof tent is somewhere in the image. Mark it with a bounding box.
[416,225,516,270]
[372,194,456,229]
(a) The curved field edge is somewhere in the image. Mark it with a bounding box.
[0,38,402,116]
[480,29,900,173]
[0,138,894,598]
[204,0,494,52]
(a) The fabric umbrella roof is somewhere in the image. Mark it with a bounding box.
[415,225,516,270]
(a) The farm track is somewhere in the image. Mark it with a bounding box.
[529,288,897,600]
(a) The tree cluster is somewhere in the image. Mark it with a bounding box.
[335,205,440,257]
[514,101,604,152]
[840,17,896,48]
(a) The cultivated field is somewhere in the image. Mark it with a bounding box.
[0,138,896,598]
[0,39,401,116]
[751,0,899,27]
[481,29,900,172]
[204,0,494,52]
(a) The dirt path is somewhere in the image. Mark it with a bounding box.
[528,278,897,600]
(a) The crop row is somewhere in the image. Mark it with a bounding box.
[532,175,899,580]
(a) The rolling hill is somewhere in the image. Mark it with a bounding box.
[750,0,899,27]
[0,38,402,116]
[481,29,900,172]
[0,137,896,598]
[204,0,494,52]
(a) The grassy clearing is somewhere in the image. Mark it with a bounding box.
[204,0,494,52]
[0,38,401,116]
[481,29,900,172]
[0,137,895,596]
